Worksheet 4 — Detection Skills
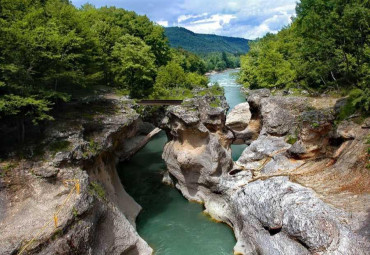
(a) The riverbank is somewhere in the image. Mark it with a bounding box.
[205,67,241,77]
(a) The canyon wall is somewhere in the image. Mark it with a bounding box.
[161,90,370,254]
[0,96,153,255]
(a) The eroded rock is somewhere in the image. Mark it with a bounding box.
[161,95,234,202]
[0,96,152,255]
[162,91,369,255]
[226,102,252,130]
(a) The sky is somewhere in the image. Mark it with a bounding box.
[70,0,298,39]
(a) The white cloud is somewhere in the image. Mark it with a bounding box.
[71,0,298,39]
[177,13,208,23]
[156,20,169,27]
[173,0,297,38]
[242,10,293,39]
[177,14,236,34]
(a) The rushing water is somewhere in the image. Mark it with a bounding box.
[118,69,245,255]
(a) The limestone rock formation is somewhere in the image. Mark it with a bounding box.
[161,94,234,202]
[0,96,153,255]
[162,91,370,255]
[226,102,252,130]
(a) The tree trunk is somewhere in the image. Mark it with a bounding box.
[320,75,327,86]
[331,71,339,90]
[54,79,58,91]
[342,49,350,77]
[17,118,25,144]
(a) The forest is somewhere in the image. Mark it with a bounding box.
[1,0,368,141]
[0,0,208,136]
[164,27,249,54]
[165,26,249,71]
[239,0,369,116]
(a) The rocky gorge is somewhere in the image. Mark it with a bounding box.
[161,89,370,254]
[0,85,369,254]
[0,95,155,254]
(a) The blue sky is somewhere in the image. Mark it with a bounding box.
[70,0,298,39]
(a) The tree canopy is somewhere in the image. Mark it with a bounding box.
[0,0,210,141]
[239,0,369,114]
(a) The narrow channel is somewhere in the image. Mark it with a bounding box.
[209,69,247,161]
[118,69,244,254]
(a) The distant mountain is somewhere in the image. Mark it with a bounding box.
[164,27,250,54]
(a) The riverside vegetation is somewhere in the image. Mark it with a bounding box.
[165,27,249,71]
[0,0,209,144]
[238,0,369,118]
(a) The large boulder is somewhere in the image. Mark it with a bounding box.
[231,177,368,255]
[161,95,234,202]
[259,96,308,136]
[288,110,334,159]
[226,102,252,130]
[246,88,271,109]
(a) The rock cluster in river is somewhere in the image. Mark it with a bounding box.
[160,94,233,202]
[162,89,370,255]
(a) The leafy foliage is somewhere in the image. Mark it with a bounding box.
[0,0,213,142]
[151,61,208,99]
[239,0,369,115]
[111,35,156,98]
[200,52,242,71]
[165,27,249,54]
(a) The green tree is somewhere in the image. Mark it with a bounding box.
[154,61,187,89]
[151,61,208,99]
[239,0,369,115]
[111,35,156,98]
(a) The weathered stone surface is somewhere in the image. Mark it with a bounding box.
[259,96,308,136]
[226,102,252,130]
[162,91,369,255]
[0,96,152,255]
[288,110,335,159]
[230,177,368,255]
[161,95,234,202]
[237,136,291,169]
[246,89,271,109]
[32,165,60,178]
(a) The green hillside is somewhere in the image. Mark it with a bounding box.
[165,27,250,54]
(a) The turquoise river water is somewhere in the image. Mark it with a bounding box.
[118,69,246,255]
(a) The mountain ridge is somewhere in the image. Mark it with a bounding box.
[164,27,250,54]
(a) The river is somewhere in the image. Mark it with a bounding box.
[118,69,245,255]
[209,69,247,161]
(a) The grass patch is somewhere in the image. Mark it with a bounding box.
[286,135,298,145]
[0,162,18,177]
[49,140,71,155]
[336,88,369,124]
[51,228,64,241]
[197,83,224,97]
[89,181,106,200]
[311,122,320,128]
[209,97,222,108]
[83,139,101,158]
[114,88,130,96]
